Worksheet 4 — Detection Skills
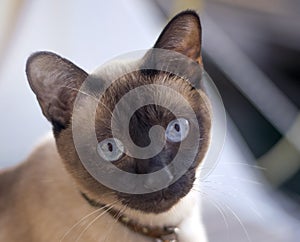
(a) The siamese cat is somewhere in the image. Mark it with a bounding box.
[0,10,211,242]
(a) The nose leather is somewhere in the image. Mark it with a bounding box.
[143,165,174,191]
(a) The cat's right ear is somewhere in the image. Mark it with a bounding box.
[154,10,202,64]
[26,52,88,132]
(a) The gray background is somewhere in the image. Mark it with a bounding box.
[0,1,299,241]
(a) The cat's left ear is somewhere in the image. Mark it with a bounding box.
[154,10,202,65]
[26,51,88,133]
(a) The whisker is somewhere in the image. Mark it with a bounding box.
[203,176,264,186]
[193,189,229,233]
[195,166,219,174]
[63,86,98,102]
[201,183,264,221]
[229,177,264,186]
[220,161,266,170]
[99,100,114,117]
[196,187,252,242]
[195,162,265,178]
[221,162,266,170]
[60,194,117,242]
[224,203,252,242]
[60,205,110,242]
[64,86,115,118]
[74,202,117,242]
[104,204,127,242]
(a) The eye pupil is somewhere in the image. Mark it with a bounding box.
[174,123,180,132]
[107,142,113,152]
[97,138,124,162]
[165,118,189,143]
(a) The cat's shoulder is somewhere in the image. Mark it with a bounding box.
[0,132,62,187]
[29,131,58,160]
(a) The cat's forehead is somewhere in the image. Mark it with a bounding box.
[93,70,202,136]
[95,70,200,115]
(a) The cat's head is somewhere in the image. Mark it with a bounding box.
[26,10,211,214]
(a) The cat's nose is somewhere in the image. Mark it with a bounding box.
[143,165,174,191]
[135,155,175,191]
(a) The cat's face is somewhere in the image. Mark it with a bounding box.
[26,11,211,214]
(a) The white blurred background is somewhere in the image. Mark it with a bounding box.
[0,1,299,241]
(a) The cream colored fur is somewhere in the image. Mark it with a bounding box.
[0,133,207,242]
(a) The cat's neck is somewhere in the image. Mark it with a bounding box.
[0,133,206,242]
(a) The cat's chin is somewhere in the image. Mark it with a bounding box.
[121,192,179,214]
[118,174,194,214]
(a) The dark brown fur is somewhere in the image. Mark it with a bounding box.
[0,10,211,242]
[56,70,211,213]
[24,10,211,214]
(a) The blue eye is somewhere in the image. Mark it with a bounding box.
[97,138,124,161]
[165,118,190,142]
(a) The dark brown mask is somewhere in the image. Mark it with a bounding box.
[26,10,211,214]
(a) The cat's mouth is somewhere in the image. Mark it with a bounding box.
[117,172,194,213]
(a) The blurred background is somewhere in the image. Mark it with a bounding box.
[0,0,299,241]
